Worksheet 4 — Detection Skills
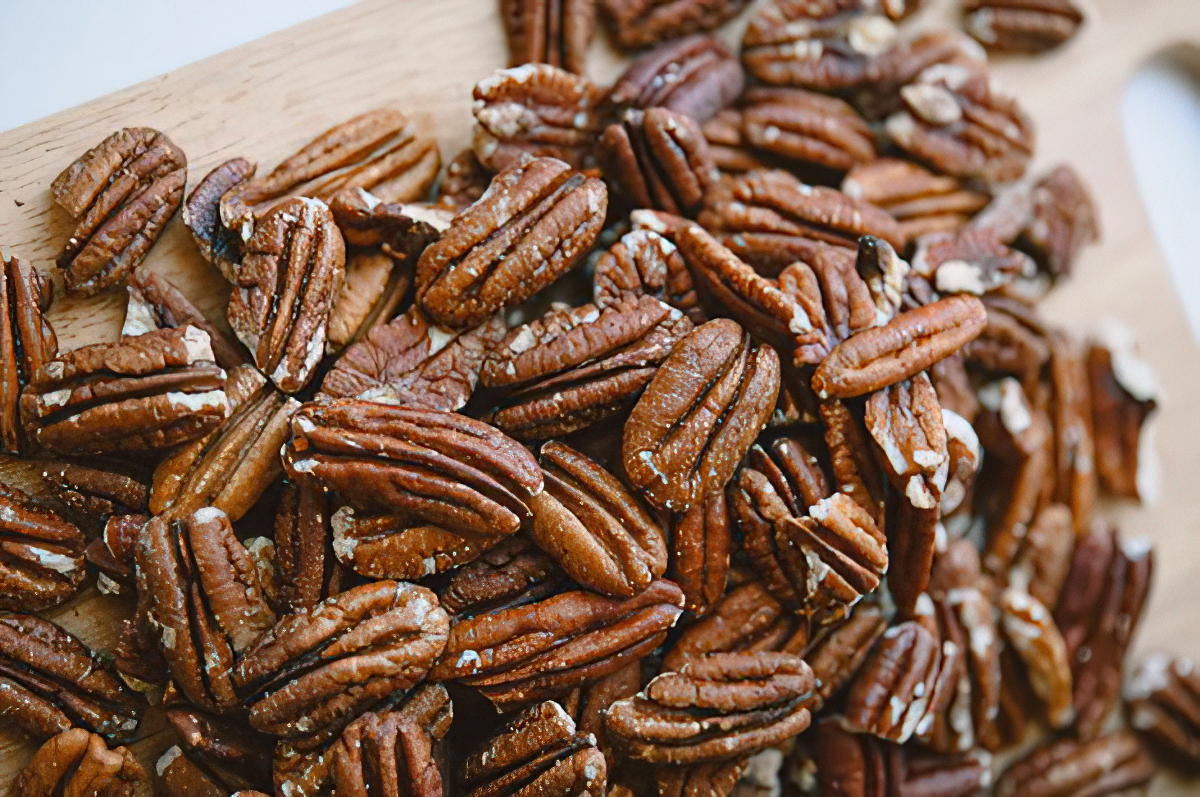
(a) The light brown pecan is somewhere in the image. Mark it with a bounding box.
[137,506,276,712]
[531,441,668,597]
[430,578,684,710]
[435,149,493,212]
[601,0,751,49]
[0,483,86,612]
[803,603,888,712]
[150,365,297,522]
[50,127,186,296]
[1048,330,1096,533]
[480,295,692,440]
[995,731,1153,797]
[331,694,451,797]
[963,0,1083,52]
[325,251,412,354]
[183,157,256,281]
[592,228,705,324]
[0,613,143,743]
[940,407,981,515]
[1021,165,1099,278]
[740,88,876,175]
[323,307,505,411]
[501,0,595,74]
[1126,653,1200,769]
[160,708,275,795]
[865,372,947,511]
[463,701,606,797]
[624,318,780,514]
[438,535,565,615]
[1000,588,1074,729]
[416,156,607,329]
[842,158,990,242]
[1088,341,1157,502]
[21,325,229,455]
[601,107,719,216]
[811,293,987,399]
[670,490,731,614]
[227,197,346,393]
[820,398,887,524]
[609,35,745,124]
[0,255,57,453]
[778,240,878,364]
[472,65,607,172]
[911,228,1036,297]
[123,265,248,369]
[8,728,150,797]
[605,652,814,764]
[886,65,1034,183]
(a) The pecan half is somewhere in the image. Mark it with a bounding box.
[8,728,150,797]
[1000,588,1074,729]
[21,325,229,455]
[501,0,595,74]
[463,700,606,797]
[609,35,745,124]
[963,0,1083,52]
[821,398,887,524]
[1088,338,1157,501]
[436,149,493,212]
[601,0,751,49]
[472,65,607,172]
[1048,330,1096,532]
[842,158,990,242]
[39,458,148,531]
[0,255,57,453]
[416,156,607,329]
[624,318,780,514]
[325,252,411,355]
[778,241,878,364]
[605,652,814,764]
[568,659,641,770]
[228,197,346,393]
[1021,165,1099,278]
[962,298,1049,389]
[703,108,777,175]
[51,127,187,296]
[1008,503,1074,608]
[272,478,352,615]
[183,157,256,281]
[994,731,1153,797]
[911,228,1036,297]
[1126,653,1200,769]
[0,483,86,612]
[123,265,248,369]
[670,490,732,614]
[592,228,705,324]
[332,696,451,797]
[327,193,451,255]
[161,708,275,795]
[601,107,719,216]
[740,87,876,175]
[803,603,888,712]
[438,535,564,615]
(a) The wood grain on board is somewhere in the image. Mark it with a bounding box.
[0,0,1197,791]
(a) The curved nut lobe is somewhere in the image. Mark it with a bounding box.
[740,87,876,174]
[183,157,256,282]
[438,535,564,616]
[844,620,944,743]
[8,728,150,797]
[0,255,57,454]
[1125,653,1200,767]
[964,0,1083,53]
[501,0,596,75]
[0,484,86,612]
[332,703,448,797]
[601,107,719,217]
[610,35,745,124]
[844,158,990,242]
[1024,164,1099,278]
[593,228,704,324]
[1000,588,1074,729]
[670,490,732,615]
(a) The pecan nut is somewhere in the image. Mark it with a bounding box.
[994,731,1153,797]
[592,228,705,324]
[8,728,150,797]
[0,483,86,612]
[1126,653,1200,768]
[437,535,564,615]
[803,603,888,712]
[670,490,732,614]
[50,127,187,296]
[1022,165,1099,278]
[842,158,989,242]
[160,708,275,795]
[325,249,414,352]
[911,228,1036,297]
[601,107,719,216]
[963,0,1083,53]
[609,35,745,124]
[123,265,249,369]
[416,156,607,329]
[601,0,751,50]
[740,88,876,175]
[1087,336,1157,501]
[999,588,1074,729]
[435,149,493,212]
[183,157,256,281]
[272,477,352,615]
[501,0,596,74]
[331,692,452,797]
[0,255,57,453]
[1048,330,1096,533]
[40,459,149,530]
[821,399,887,524]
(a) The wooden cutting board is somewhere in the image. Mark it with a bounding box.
[0,0,1197,791]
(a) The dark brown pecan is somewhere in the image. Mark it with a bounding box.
[327,193,451,256]
[234,580,448,738]
[999,587,1074,730]
[1048,330,1096,532]
[416,156,607,329]
[41,449,145,524]
[1088,339,1157,501]
[1021,165,1099,278]
[811,293,987,399]
[740,88,876,175]
[123,265,249,369]
[567,659,642,769]
[325,250,413,353]
[656,759,746,797]
[670,490,731,614]
[624,318,780,514]
[601,0,751,49]
[842,158,989,242]
[995,731,1153,797]
[86,514,147,594]
[228,197,346,393]
[160,708,275,795]
[821,398,887,524]
[331,694,451,797]
[501,0,595,74]
[0,613,143,744]
[480,294,693,440]
[220,109,440,238]
[531,441,668,597]
[8,728,150,797]
[0,483,86,612]
[463,700,606,797]
[963,299,1049,390]
[911,228,1036,297]
[592,228,705,324]
[963,0,1083,52]
[183,157,256,281]
[272,478,353,615]
[150,365,297,521]
[804,603,888,712]
[605,652,814,764]
[779,240,878,364]
[21,325,229,455]
[886,65,1034,182]
[438,535,564,615]
[430,578,684,710]
[472,65,607,172]
[697,170,904,275]
[930,351,979,424]
[323,307,505,411]
[1126,653,1200,769]
[609,35,745,124]
[0,255,57,453]
[601,107,719,216]
[50,127,186,296]
[436,149,493,212]
[137,507,276,712]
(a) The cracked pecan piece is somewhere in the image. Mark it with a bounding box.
[531,441,667,597]
[1022,165,1099,278]
[137,507,277,713]
[0,255,57,454]
[228,196,346,393]
[183,157,256,281]
[50,127,187,296]
[1126,653,1200,769]
[624,318,780,514]
[323,307,505,411]
[431,578,684,710]
[327,192,450,256]
[1087,338,1158,501]
[606,651,814,764]
[995,731,1153,797]
[416,156,607,329]
[481,294,692,440]
[21,325,229,455]
[609,35,744,124]
[501,0,595,74]
[0,483,86,612]
[463,700,606,797]
[601,107,719,216]
[842,158,990,242]
[670,490,731,614]
[593,228,705,324]
[601,0,751,49]
[963,0,1083,52]
[124,265,249,369]
[740,87,876,175]
[8,728,150,797]
[472,65,607,172]
[159,708,275,796]
[912,228,1036,297]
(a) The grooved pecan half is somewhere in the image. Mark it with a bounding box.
[811,293,987,399]
[670,490,731,614]
[463,700,606,797]
[778,240,878,364]
[325,250,412,355]
[472,66,607,172]
[1126,653,1200,768]
[228,197,346,393]
[656,759,746,797]
[601,0,751,49]
[436,149,493,212]
[912,228,1036,297]
[183,158,256,281]
[1048,330,1096,532]
[741,87,876,175]
[1007,503,1074,608]
[39,459,149,530]
[865,373,948,511]
[1000,587,1074,729]
[803,603,888,712]
[605,651,814,764]
[501,0,596,74]
[593,228,705,324]
[603,109,718,218]
[1087,340,1157,501]
[703,108,778,175]
[1022,165,1099,278]
[161,708,275,795]
[842,158,990,242]
[0,483,86,612]
[331,691,451,797]
[8,728,150,797]
[994,731,1153,797]
[416,156,607,329]
[609,35,745,124]
[1,255,57,454]
[821,398,887,524]
[430,578,684,710]
[963,0,1083,52]
[624,319,780,514]
[567,659,642,770]
[51,127,187,296]
[323,307,505,411]
[962,298,1049,389]
[438,535,564,616]
[123,265,248,369]
[272,477,353,616]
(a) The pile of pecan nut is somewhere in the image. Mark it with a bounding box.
[0,1,1190,796]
